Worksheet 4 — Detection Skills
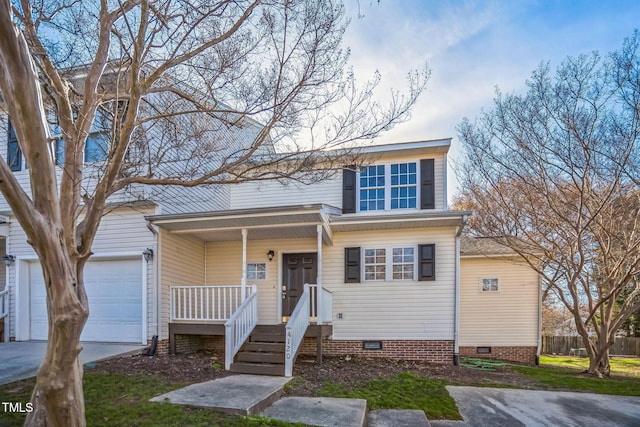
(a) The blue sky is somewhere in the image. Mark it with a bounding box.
[341,0,640,194]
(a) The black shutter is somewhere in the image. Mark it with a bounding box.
[342,167,357,214]
[420,159,435,209]
[7,119,22,171]
[344,247,361,283]
[418,244,436,281]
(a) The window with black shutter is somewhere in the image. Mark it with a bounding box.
[418,243,436,281]
[420,159,435,209]
[344,247,361,283]
[7,119,22,171]
[342,167,357,214]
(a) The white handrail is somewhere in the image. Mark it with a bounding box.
[284,284,311,377]
[308,285,332,324]
[170,285,246,321]
[224,284,258,370]
[0,289,8,319]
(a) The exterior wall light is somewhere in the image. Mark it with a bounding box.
[2,255,15,267]
[142,248,154,263]
[267,250,275,262]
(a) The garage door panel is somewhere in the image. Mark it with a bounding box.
[30,259,143,343]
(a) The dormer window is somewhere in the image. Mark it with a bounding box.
[343,159,433,213]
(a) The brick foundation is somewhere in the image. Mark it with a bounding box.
[164,335,225,355]
[301,338,454,364]
[459,346,537,364]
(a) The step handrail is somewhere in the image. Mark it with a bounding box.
[284,283,311,377]
[224,284,258,370]
[0,289,8,319]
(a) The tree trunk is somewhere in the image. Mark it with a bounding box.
[586,337,612,378]
[24,262,88,427]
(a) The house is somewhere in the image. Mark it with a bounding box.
[0,106,541,373]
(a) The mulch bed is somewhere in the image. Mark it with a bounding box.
[90,350,538,393]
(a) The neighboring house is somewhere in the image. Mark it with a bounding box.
[0,107,541,373]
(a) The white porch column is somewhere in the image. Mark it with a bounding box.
[316,224,323,325]
[241,228,248,300]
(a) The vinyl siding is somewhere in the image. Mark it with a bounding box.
[459,257,539,347]
[229,152,447,211]
[204,238,317,324]
[159,230,205,339]
[325,227,456,340]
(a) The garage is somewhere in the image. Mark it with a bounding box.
[29,258,144,343]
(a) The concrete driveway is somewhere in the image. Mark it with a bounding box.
[436,386,640,427]
[0,341,145,385]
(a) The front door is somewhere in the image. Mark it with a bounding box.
[282,253,317,320]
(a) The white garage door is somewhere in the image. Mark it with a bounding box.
[30,259,143,343]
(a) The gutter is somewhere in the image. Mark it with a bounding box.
[453,215,468,366]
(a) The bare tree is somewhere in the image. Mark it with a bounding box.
[456,32,640,378]
[0,1,428,425]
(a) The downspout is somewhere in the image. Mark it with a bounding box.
[453,215,468,366]
[146,220,160,339]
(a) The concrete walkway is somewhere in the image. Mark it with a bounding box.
[151,375,292,416]
[446,386,640,427]
[151,375,422,427]
[0,341,145,385]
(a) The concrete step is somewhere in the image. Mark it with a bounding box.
[230,362,285,376]
[243,342,285,353]
[368,409,431,427]
[237,351,284,364]
[262,396,368,427]
[150,374,291,416]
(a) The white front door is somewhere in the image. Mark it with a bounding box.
[30,259,143,342]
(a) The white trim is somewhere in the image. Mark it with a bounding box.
[357,161,420,213]
[141,254,148,344]
[362,245,417,282]
[479,277,500,293]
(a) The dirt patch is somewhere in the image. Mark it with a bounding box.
[89,350,231,384]
[90,351,539,392]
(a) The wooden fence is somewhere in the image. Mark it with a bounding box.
[542,336,640,356]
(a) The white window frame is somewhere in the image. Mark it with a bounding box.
[363,245,417,282]
[480,277,499,292]
[391,246,415,280]
[363,248,386,281]
[357,162,420,212]
[247,262,267,281]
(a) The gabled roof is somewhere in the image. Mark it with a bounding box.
[460,236,520,257]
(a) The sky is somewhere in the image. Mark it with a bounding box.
[340,0,640,196]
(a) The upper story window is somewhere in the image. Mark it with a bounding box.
[359,162,418,211]
[359,165,385,211]
[343,159,435,214]
[7,120,22,172]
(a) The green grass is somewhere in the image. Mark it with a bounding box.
[316,372,461,420]
[540,355,640,377]
[0,374,304,427]
[513,356,640,396]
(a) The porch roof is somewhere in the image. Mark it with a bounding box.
[328,210,471,232]
[147,204,340,243]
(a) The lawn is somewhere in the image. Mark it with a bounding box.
[0,374,303,427]
[316,371,462,420]
[512,355,640,396]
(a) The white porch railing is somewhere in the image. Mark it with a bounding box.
[0,289,8,319]
[309,285,332,324]
[284,284,311,377]
[171,285,250,321]
[224,284,258,370]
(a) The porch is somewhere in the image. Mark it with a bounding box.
[168,284,333,376]
[149,205,339,376]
